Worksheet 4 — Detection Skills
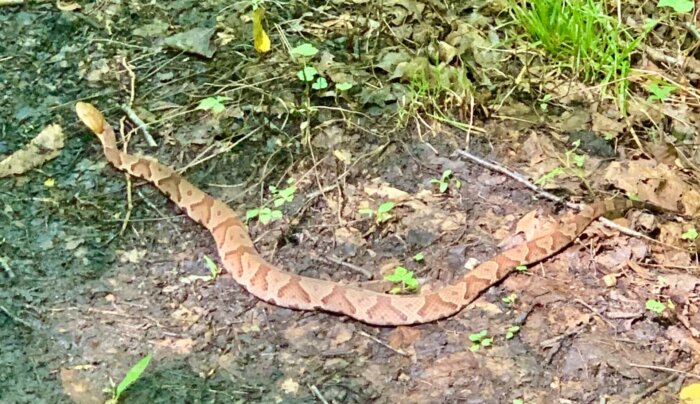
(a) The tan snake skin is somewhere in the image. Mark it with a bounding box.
[76,102,638,325]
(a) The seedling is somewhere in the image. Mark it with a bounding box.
[646,82,677,102]
[359,201,396,224]
[645,299,666,314]
[505,325,521,340]
[534,167,564,187]
[246,207,283,224]
[246,180,297,224]
[291,43,328,92]
[469,330,493,352]
[513,399,525,404]
[412,252,425,262]
[196,96,231,115]
[535,140,588,187]
[204,255,219,279]
[681,228,698,241]
[336,82,353,91]
[516,265,528,273]
[269,180,297,207]
[431,169,461,193]
[384,266,419,294]
[107,353,152,404]
[657,0,694,13]
[502,293,518,306]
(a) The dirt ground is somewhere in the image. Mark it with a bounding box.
[2,1,700,404]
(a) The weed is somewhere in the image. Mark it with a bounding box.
[246,180,297,224]
[469,330,493,352]
[246,207,283,224]
[516,264,528,272]
[645,299,666,314]
[290,43,330,92]
[204,255,219,279]
[196,96,231,115]
[399,61,472,125]
[431,169,462,193]
[502,293,518,306]
[681,228,698,241]
[384,266,420,294]
[658,0,694,13]
[646,81,677,102]
[511,0,647,111]
[535,140,588,187]
[412,252,425,262]
[107,354,152,404]
[359,201,396,224]
[506,325,521,340]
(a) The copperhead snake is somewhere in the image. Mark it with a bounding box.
[75,102,639,326]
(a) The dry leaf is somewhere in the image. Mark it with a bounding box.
[252,7,271,53]
[680,383,700,404]
[0,124,64,177]
[56,0,81,11]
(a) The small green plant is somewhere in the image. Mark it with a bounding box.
[291,43,328,92]
[384,266,420,294]
[412,252,425,262]
[506,325,521,340]
[513,399,525,404]
[431,169,462,193]
[535,140,588,187]
[511,0,649,111]
[108,353,152,404]
[336,82,353,91]
[645,299,666,314]
[502,293,518,306]
[359,201,396,224]
[196,96,231,114]
[681,228,698,241]
[534,167,564,187]
[646,82,677,102]
[204,255,219,279]
[246,207,283,224]
[246,180,297,224]
[516,265,528,273]
[269,180,297,207]
[469,330,493,352]
[658,0,694,13]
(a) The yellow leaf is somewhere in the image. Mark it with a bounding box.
[681,383,700,404]
[252,7,271,53]
[44,178,55,187]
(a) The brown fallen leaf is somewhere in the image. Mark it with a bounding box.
[0,124,64,177]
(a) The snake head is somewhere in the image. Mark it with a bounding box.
[75,102,107,135]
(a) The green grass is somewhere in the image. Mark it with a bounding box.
[511,0,646,111]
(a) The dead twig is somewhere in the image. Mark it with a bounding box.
[314,253,374,280]
[121,104,157,147]
[308,385,329,404]
[574,298,617,330]
[357,330,410,357]
[453,149,665,244]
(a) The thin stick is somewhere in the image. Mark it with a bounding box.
[308,385,329,404]
[574,298,616,330]
[0,305,33,329]
[121,104,157,147]
[315,254,373,280]
[454,149,655,241]
[357,330,410,357]
[629,362,700,380]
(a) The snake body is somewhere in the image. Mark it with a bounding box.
[76,102,636,325]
